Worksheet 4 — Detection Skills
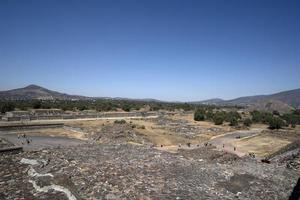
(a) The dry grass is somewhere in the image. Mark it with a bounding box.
[64,119,113,132]
[250,123,269,129]
[232,134,291,157]
[64,113,231,145]
[169,113,234,132]
[129,118,215,147]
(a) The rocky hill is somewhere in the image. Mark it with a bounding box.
[0,85,88,100]
[0,85,161,102]
[247,99,295,113]
[197,88,300,110]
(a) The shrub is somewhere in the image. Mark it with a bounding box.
[122,104,131,112]
[139,125,146,129]
[229,117,238,126]
[225,111,241,122]
[282,113,300,126]
[114,119,126,124]
[131,124,136,128]
[250,110,262,123]
[268,117,285,129]
[243,118,252,127]
[194,109,205,121]
[262,113,273,124]
[250,110,273,124]
[213,113,224,125]
[206,110,214,120]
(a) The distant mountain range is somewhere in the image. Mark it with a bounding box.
[0,85,299,111]
[0,85,161,102]
[193,88,300,111]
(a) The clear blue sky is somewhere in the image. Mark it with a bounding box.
[0,0,300,101]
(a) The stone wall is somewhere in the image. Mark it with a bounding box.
[1,111,158,122]
[0,123,64,131]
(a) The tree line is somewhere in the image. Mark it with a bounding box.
[194,108,300,129]
[0,99,217,114]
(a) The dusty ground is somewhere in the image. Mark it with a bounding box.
[64,119,112,133]
[65,114,232,151]
[231,128,300,158]
[233,133,291,157]
[4,113,299,157]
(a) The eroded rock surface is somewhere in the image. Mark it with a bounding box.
[1,143,298,199]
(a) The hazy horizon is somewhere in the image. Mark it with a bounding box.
[1,0,300,101]
[1,83,300,102]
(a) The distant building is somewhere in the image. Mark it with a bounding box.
[29,109,63,116]
[3,111,30,121]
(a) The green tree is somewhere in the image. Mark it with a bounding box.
[122,104,131,112]
[250,110,262,123]
[261,113,273,124]
[194,108,205,121]
[213,113,224,125]
[229,117,238,126]
[268,117,285,129]
[114,119,126,124]
[0,102,15,113]
[206,110,214,120]
[33,100,42,109]
[225,111,241,122]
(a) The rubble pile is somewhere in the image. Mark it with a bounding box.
[178,146,240,164]
[1,143,298,199]
[276,150,300,172]
[148,117,221,138]
[90,123,149,144]
[287,154,300,171]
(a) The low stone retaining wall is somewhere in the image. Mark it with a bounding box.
[0,123,64,131]
[2,112,159,122]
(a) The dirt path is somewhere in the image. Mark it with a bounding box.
[209,129,263,157]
